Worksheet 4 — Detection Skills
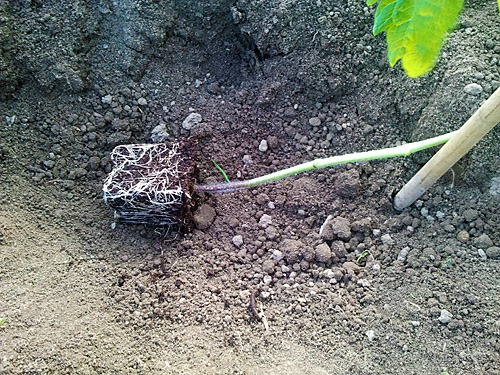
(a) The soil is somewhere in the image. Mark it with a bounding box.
[1,1,499,374]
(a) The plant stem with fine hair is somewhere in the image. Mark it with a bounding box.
[194,131,456,194]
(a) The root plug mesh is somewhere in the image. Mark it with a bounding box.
[103,140,196,226]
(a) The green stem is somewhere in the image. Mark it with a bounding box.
[194,131,456,193]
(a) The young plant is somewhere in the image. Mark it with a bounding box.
[104,131,455,225]
[356,250,371,264]
[104,86,498,226]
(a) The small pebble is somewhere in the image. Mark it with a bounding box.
[474,234,494,249]
[397,247,409,262]
[329,216,352,240]
[151,123,169,142]
[137,97,148,106]
[457,230,470,243]
[71,167,87,179]
[309,117,321,126]
[262,260,275,274]
[334,170,360,198]
[464,83,483,95]
[259,214,273,228]
[438,309,453,324]
[463,208,478,222]
[43,160,55,168]
[280,239,305,264]
[323,269,335,279]
[477,249,487,260]
[101,94,113,104]
[342,261,361,274]
[357,279,371,287]
[485,246,500,259]
[259,140,269,152]
[87,156,101,171]
[193,204,216,229]
[315,243,332,263]
[381,234,395,245]
[265,226,279,240]
[232,235,244,248]
[263,275,273,285]
[271,250,284,261]
[365,330,375,341]
[182,113,202,130]
[443,224,455,233]
[266,135,278,149]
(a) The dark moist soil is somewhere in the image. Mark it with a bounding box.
[1,1,499,374]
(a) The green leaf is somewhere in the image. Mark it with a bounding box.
[212,161,230,182]
[371,0,464,77]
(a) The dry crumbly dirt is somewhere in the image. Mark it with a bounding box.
[1,1,499,374]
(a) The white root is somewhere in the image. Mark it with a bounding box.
[102,143,188,225]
